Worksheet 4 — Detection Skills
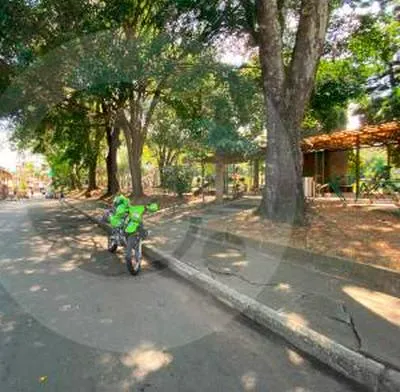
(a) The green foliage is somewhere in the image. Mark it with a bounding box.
[348,15,399,66]
[19,180,27,191]
[162,165,194,197]
[305,59,367,132]
[148,102,189,166]
[388,144,400,169]
[348,148,390,181]
[364,155,387,178]
[165,60,263,160]
[359,87,400,123]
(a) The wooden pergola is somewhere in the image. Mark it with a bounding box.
[303,122,400,199]
[202,121,400,201]
[302,122,400,153]
[205,121,400,163]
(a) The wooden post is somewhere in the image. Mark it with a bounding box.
[215,159,224,203]
[355,136,361,201]
[387,145,392,180]
[314,151,318,185]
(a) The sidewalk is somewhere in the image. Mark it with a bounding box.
[67,197,400,390]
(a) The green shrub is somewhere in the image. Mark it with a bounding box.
[162,165,194,197]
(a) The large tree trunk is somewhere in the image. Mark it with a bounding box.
[71,170,77,190]
[157,148,166,188]
[215,159,224,203]
[105,126,120,196]
[158,148,177,188]
[73,164,82,190]
[123,125,144,197]
[131,139,144,197]
[118,81,164,198]
[256,0,330,225]
[87,160,97,192]
[253,159,260,190]
[261,100,304,223]
[158,162,165,188]
[86,127,104,193]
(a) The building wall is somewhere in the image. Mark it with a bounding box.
[303,153,315,177]
[0,184,9,200]
[326,151,349,182]
[303,150,349,184]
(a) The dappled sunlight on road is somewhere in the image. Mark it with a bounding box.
[284,312,310,327]
[342,285,400,327]
[274,283,292,293]
[120,343,173,381]
[213,250,243,259]
[0,316,16,333]
[241,370,257,391]
[232,260,248,267]
[287,349,305,366]
[59,260,82,272]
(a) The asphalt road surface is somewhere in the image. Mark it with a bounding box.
[0,199,364,391]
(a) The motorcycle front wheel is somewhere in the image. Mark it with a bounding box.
[125,236,141,276]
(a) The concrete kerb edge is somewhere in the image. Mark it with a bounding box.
[191,225,400,298]
[64,200,400,392]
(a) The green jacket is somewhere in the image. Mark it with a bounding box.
[109,204,146,234]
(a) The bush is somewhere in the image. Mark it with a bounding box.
[162,165,194,197]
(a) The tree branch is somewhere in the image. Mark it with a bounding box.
[143,77,168,133]
[115,109,131,133]
[284,0,330,127]
[240,0,259,43]
[256,0,285,104]
[277,0,286,33]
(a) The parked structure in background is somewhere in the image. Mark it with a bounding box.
[203,122,400,202]
[0,167,13,200]
[12,152,50,197]
[302,122,400,200]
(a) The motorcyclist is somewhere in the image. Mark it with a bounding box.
[108,195,159,234]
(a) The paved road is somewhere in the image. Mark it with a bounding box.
[0,200,363,391]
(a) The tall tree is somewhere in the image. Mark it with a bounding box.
[173,0,331,223]
[99,0,176,197]
[148,103,189,186]
[255,0,330,223]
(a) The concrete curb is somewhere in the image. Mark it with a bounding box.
[186,224,400,298]
[64,200,400,392]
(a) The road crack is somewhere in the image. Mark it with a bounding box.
[342,304,362,350]
[207,266,279,287]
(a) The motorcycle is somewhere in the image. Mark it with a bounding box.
[103,206,149,275]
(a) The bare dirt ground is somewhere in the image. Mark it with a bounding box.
[208,200,400,272]
[68,188,215,208]
[67,189,399,271]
